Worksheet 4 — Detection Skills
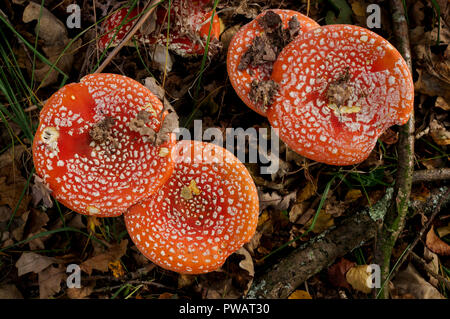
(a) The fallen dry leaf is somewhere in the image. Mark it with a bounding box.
[0,284,23,299]
[21,2,80,87]
[236,247,255,295]
[38,264,66,299]
[80,240,128,275]
[15,252,58,276]
[305,210,334,234]
[436,222,450,238]
[296,181,317,203]
[429,117,450,146]
[426,226,450,256]
[392,263,445,299]
[258,190,296,212]
[288,290,312,299]
[345,265,373,294]
[435,96,450,111]
[328,257,356,289]
[31,175,53,208]
[66,284,95,299]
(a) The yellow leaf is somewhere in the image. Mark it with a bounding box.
[351,2,366,17]
[257,210,270,227]
[437,223,450,238]
[305,210,334,234]
[345,265,372,293]
[288,290,312,299]
[108,260,125,278]
[345,189,362,202]
[188,180,201,195]
[297,182,317,203]
[87,216,101,234]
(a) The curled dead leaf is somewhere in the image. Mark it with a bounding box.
[345,265,373,294]
[80,240,128,275]
[426,226,450,256]
[328,257,356,289]
[392,263,445,299]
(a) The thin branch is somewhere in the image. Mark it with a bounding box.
[374,0,415,299]
[410,251,450,290]
[412,168,450,183]
[247,187,449,299]
[93,0,161,74]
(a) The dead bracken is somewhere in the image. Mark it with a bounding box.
[228,9,319,115]
[89,116,117,146]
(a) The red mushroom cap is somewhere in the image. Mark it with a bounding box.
[227,10,319,116]
[99,1,221,56]
[124,140,259,274]
[98,7,139,51]
[267,25,414,165]
[32,73,176,217]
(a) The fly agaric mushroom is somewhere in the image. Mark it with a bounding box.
[32,73,176,217]
[99,0,221,56]
[124,140,259,274]
[227,10,319,116]
[267,25,414,165]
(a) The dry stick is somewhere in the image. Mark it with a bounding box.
[247,187,449,299]
[373,0,415,299]
[410,251,450,290]
[388,187,450,280]
[93,0,160,74]
[412,168,450,183]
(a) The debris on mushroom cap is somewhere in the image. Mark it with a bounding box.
[99,0,221,56]
[124,140,259,274]
[32,73,176,217]
[267,24,414,166]
[227,9,319,116]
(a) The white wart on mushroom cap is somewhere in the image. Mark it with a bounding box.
[32,73,176,217]
[124,140,259,274]
[268,24,414,165]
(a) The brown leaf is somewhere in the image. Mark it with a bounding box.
[426,226,450,256]
[435,97,450,111]
[392,263,445,299]
[67,284,95,299]
[258,190,297,212]
[31,175,53,208]
[0,284,23,299]
[379,128,399,145]
[236,247,255,295]
[22,2,79,87]
[305,210,334,234]
[80,240,128,275]
[429,118,450,146]
[38,264,66,299]
[15,252,58,276]
[328,258,356,289]
[296,181,317,203]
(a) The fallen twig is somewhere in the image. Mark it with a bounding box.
[374,0,415,299]
[389,187,450,280]
[412,168,450,183]
[93,0,161,74]
[410,251,450,290]
[247,187,449,299]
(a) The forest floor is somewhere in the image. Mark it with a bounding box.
[0,0,449,299]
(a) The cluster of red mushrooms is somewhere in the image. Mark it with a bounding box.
[228,9,414,165]
[32,3,414,275]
